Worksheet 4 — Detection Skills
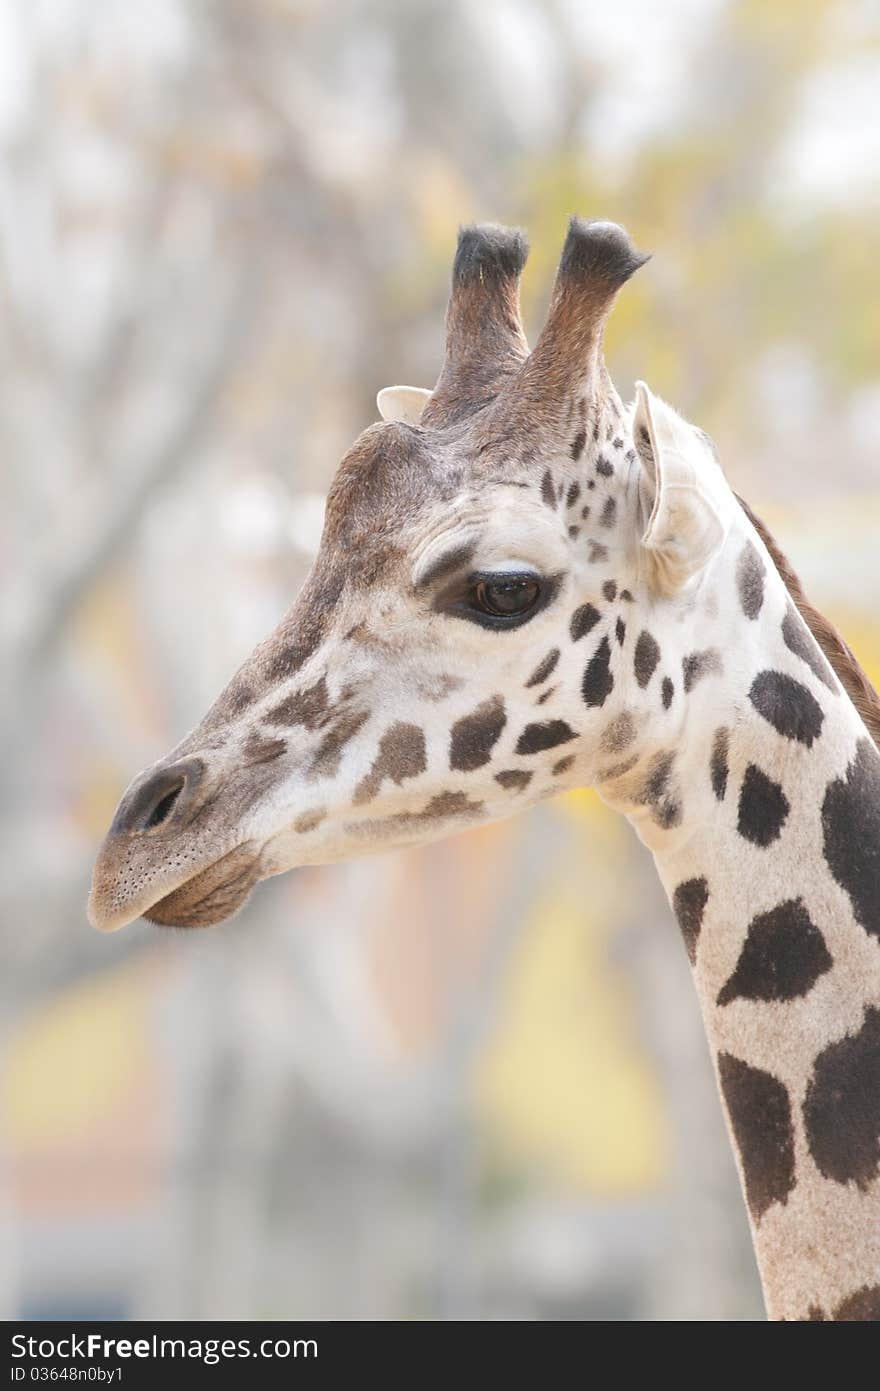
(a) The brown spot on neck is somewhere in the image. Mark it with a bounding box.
[737,494,880,747]
[718,1053,795,1222]
[495,768,532,792]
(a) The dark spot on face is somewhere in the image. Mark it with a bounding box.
[803,1007,880,1190]
[495,769,532,792]
[661,677,674,710]
[821,738,880,942]
[736,540,765,620]
[343,622,390,652]
[587,480,595,492]
[654,798,682,830]
[615,617,626,646]
[588,541,609,564]
[682,648,722,693]
[636,750,681,829]
[672,877,708,964]
[525,648,560,688]
[781,602,836,691]
[620,589,633,602]
[612,436,624,450]
[243,733,287,765]
[354,721,427,804]
[294,808,326,833]
[737,764,790,846]
[581,504,591,521]
[717,898,833,1006]
[718,1053,795,1222]
[423,791,483,819]
[710,727,729,801]
[597,753,639,783]
[449,696,507,772]
[516,720,578,755]
[601,711,636,755]
[582,634,614,708]
[640,752,672,802]
[537,685,556,705]
[416,540,478,592]
[568,525,580,540]
[749,670,824,748]
[600,497,617,529]
[566,480,581,508]
[553,755,575,776]
[266,676,330,729]
[832,1286,880,1321]
[634,631,660,689]
[602,580,617,602]
[569,603,600,643]
[595,456,614,477]
[354,790,485,838]
[541,469,557,510]
[310,709,369,778]
[416,672,464,702]
[571,429,587,461]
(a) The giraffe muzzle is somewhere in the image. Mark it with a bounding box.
[88,755,264,932]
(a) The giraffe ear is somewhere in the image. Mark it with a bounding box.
[634,381,728,596]
[376,385,432,425]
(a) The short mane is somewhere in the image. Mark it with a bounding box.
[736,494,880,750]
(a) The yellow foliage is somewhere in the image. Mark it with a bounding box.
[2,961,160,1150]
[475,798,669,1196]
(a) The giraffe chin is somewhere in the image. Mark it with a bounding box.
[144,845,261,929]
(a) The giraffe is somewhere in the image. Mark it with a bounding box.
[89,218,880,1321]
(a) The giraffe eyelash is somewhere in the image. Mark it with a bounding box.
[436,570,563,631]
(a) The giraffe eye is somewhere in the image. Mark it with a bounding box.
[471,574,542,621]
[438,568,560,631]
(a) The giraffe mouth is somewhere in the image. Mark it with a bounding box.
[143,845,261,929]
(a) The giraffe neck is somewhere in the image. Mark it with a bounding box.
[608,602,880,1320]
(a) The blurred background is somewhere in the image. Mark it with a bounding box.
[1,0,878,1322]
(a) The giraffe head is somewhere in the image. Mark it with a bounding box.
[89,218,735,932]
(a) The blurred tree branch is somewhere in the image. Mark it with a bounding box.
[22,265,261,686]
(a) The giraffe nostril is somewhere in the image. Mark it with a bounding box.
[145,782,184,830]
[113,759,205,837]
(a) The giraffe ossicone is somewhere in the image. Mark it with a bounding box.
[89,217,880,1321]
